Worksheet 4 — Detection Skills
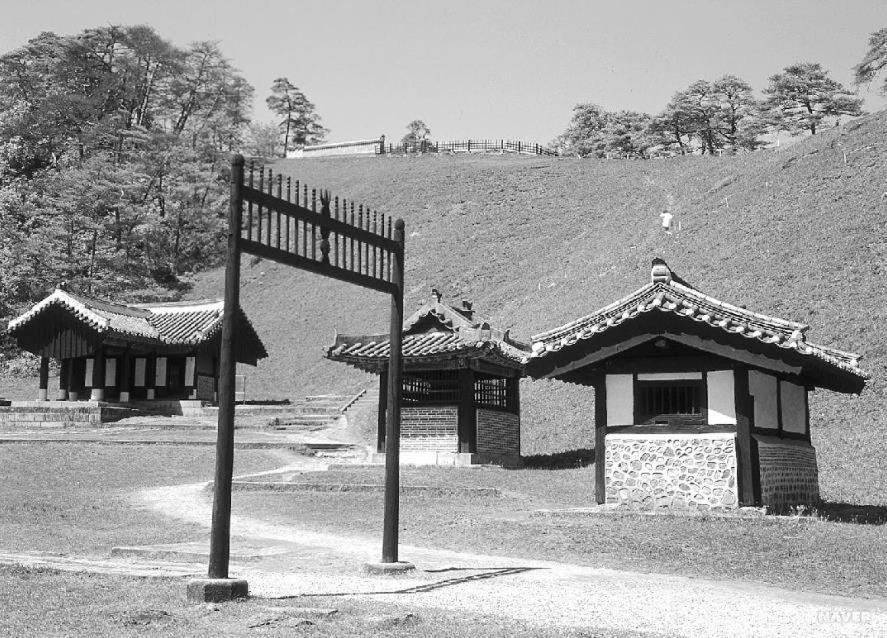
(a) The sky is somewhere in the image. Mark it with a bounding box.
[1,0,885,144]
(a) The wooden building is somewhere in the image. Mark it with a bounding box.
[7,290,266,403]
[327,290,530,466]
[528,259,867,511]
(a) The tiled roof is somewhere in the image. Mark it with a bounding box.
[7,291,266,357]
[530,259,866,389]
[326,294,530,373]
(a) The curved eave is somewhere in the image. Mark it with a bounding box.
[326,344,528,375]
[532,282,808,347]
[527,310,867,394]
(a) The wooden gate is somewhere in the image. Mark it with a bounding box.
[208,155,406,580]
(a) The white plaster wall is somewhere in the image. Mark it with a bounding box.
[749,370,779,429]
[606,374,634,426]
[155,357,167,387]
[185,356,196,386]
[105,358,117,387]
[706,370,736,425]
[134,358,146,387]
[636,372,702,381]
[780,380,807,434]
[84,358,94,387]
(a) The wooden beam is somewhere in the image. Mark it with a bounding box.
[594,375,607,504]
[37,356,49,401]
[381,219,405,564]
[458,368,476,453]
[241,239,397,296]
[208,154,244,580]
[734,367,760,506]
[241,186,400,253]
[377,369,388,453]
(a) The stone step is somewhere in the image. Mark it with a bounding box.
[304,394,351,403]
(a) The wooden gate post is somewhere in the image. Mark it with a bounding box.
[207,154,244,582]
[381,219,405,564]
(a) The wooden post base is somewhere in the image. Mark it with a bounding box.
[363,561,415,575]
[186,578,248,603]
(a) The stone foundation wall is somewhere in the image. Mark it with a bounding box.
[0,403,130,428]
[756,436,819,508]
[400,406,458,451]
[476,409,520,456]
[605,433,738,510]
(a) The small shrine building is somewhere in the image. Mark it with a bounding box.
[528,259,867,510]
[6,289,266,403]
[326,290,530,466]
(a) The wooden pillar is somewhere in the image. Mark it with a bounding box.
[734,367,760,506]
[208,153,244,580]
[57,358,69,401]
[67,358,79,401]
[381,218,405,564]
[377,367,388,453]
[593,375,607,505]
[37,356,49,401]
[457,368,476,453]
[90,348,105,401]
[119,349,132,403]
[146,355,156,400]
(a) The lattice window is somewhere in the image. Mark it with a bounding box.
[636,380,704,425]
[474,374,517,411]
[402,370,460,404]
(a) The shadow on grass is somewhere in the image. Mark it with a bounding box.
[519,448,595,469]
[816,501,887,525]
[267,567,541,598]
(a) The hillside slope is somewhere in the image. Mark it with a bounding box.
[189,112,887,504]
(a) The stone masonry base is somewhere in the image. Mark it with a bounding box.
[605,432,738,511]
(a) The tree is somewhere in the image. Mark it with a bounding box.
[265,78,326,156]
[854,27,887,95]
[0,25,253,312]
[400,120,432,147]
[712,75,766,152]
[556,104,653,158]
[245,122,280,158]
[763,63,863,135]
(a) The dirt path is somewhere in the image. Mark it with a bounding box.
[137,460,887,638]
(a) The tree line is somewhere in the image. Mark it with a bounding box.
[0,25,325,324]
[556,30,887,158]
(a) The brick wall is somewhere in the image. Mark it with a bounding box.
[476,409,520,455]
[401,406,458,451]
[605,433,738,510]
[756,436,819,508]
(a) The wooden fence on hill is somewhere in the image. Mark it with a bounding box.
[384,139,557,156]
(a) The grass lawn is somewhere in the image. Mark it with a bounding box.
[0,565,645,638]
[0,443,287,554]
[235,466,887,599]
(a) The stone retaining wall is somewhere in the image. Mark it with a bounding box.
[756,435,819,509]
[605,432,738,510]
[476,409,520,455]
[0,403,131,428]
[400,406,458,451]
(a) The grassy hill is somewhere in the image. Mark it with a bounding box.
[188,112,887,504]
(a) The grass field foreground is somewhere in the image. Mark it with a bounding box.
[0,443,287,554]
